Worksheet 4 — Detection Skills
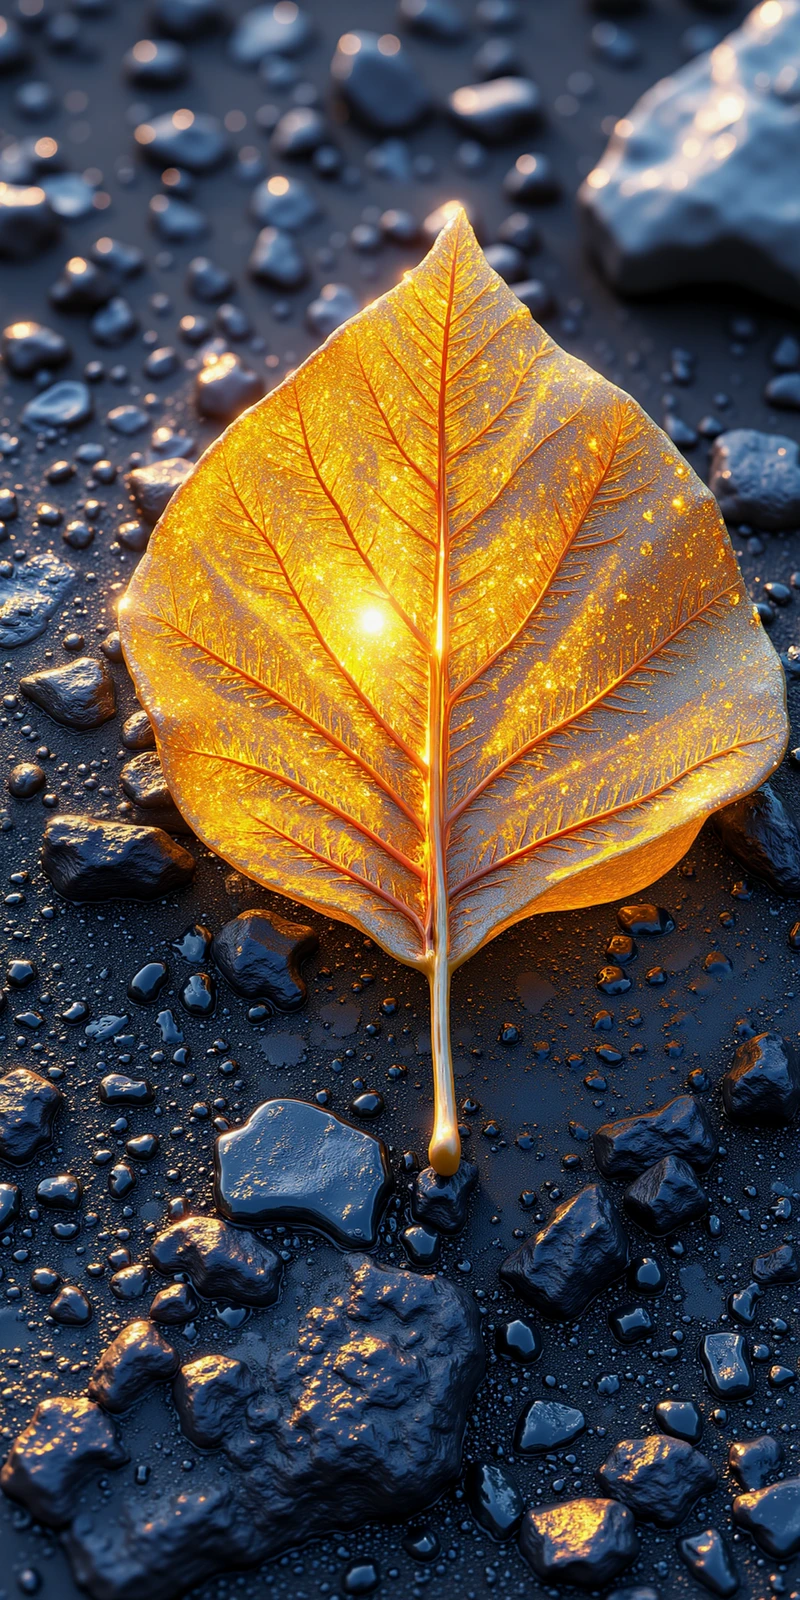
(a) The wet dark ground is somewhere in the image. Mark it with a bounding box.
[2,0,800,1597]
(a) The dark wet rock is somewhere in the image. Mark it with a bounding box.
[128,962,169,1005]
[483,241,526,282]
[229,3,312,65]
[144,345,179,380]
[447,77,541,142]
[214,1097,391,1248]
[42,816,195,901]
[99,1073,154,1106]
[464,1460,523,1540]
[401,1223,440,1265]
[127,1133,159,1160]
[20,657,116,729]
[765,372,800,410]
[624,1155,708,1235]
[700,1332,755,1399]
[504,150,560,202]
[123,38,187,86]
[0,1398,127,1527]
[520,1498,637,1588]
[596,964,632,996]
[136,110,228,173]
[271,106,327,158]
[150,1280,199,1324]
[500,1183,628,1319]
[598,1435,716,1527]
[678,1529,739,1597]
[713,787,800,895]
[150,1214,282,1307]
[579,3,800,308]
[250,175,319,231]
[654,1399,703,1446]
[121,710,155,750]
[129,457,193,524]
[752,1242,800,1284]
[107,405,149,437]
[0,550,74,647]
[149,193,208,242]
[399,0,466,39]
[88,1320,178,1413]
[108,1164,137,1200]
[185,255,233,302]
[91,296,137,348]
[411,1159,478,1234]
[305,282,358,338]
[50,1284,92,1325]
[0,1181,21,1226]
[63,1259,484,1597]
[514,1399,585,1454]
[2,319,69,375]
[22,380,92,430]
[154,0,222,39]
[0,1067,62,1163]
[709,430,800,532]
[180,971,215,1015]
[90,236,144,278]
[380,206,419,243]
[608,1302,653,1343]
[722,1031,800,1125]
[36,1173,81,1210]
[594,1094,716,1179]
[7,761,45,798]
[0,181,58,259]
[495,1316,542,1364]
[212,909,317,1008]
[617,903,674,935]
[732,1479,800,1558]
[331,30,431,132]
[50,256,113,312]
[215,304,251,341]
[195,353,263,420]
[173,1354,255,1449]
[172,922,212,962]
[109,1264,150,1300]
[120,752,173,811]
[729,1434,783,1491]
[249,226,308,288]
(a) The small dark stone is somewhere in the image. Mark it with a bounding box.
[127,1133,159,1160]
[0,1067,62,1163]
[150,1214,283,1307]
[36,1173,81,1210]
[628,1256,665,1295]
[623,1155,708,1236]
[153,0,223,39]
[271,106,327,159]
[7,761,45,798]
[228,2,312,65]
[150,1280,199,1324]
[464,1460,523,1540]
[107,405,149,437]
[752,1242,800,1284]
[49,1284,92,1325]
[403,1527,440,1562]
[594,1094,716,1179]
[108,1164,136,1199]
[483,241,526,282]
[214,1096,391,1248]
[120,752,174,812]
[249,226,308,288]
[520,1498,637,1587]
[401,1223,440,1265]
[0,182,58,260]
[63,519,94,550]
[110,1264,150,1300]
[42,816,195,901]
[0,1397,127,1526]
[713,786,800,896]
[195,352,263,420]
[598,1435,716,1527]
[331,30,431,132]
[2,320,69,375]
[729,1434,783,1491]
[88,1320,178,1412]
[495,1316,542,1364]
[173,1354,256,1449]
[722,1032,800,1124]
[136,110,229,173]
[185,255,233,302]
[121,710,155,750]
[617,903,674,936]
[50,256,113,312]
[350,1090,384,1118]
[181,971,215,1015]
[399,0,466,40]
[149,193,208,242]
[654,1399,703,1446]
[91,297,137,348]
[129,457,193,525]
[172,922,212,962]
[20,657,116,729]
[99,1073,154,1106]
[305,282,359,338]
[22,380,92,430]
[124,38,187,86]
[128,961,169,1004]
[250,175,319,231]
[608,1303,653,1344]
[500,1183,628,1320]
[514,1399,585,1454]
[765,373,800,410]
[144,346,179,380]
[700,1332,755,1399]
[729,1282,762,1325]
[447,76,541,142]
[212,909,317,1009]
[709,429,800,532]
[0,1181,21,1226]
[732,1479,800,1559]
[412,1159,478,1234]
[677,1529,739,1597]
[504,151,560,202]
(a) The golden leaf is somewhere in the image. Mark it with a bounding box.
[120,210,787,1175]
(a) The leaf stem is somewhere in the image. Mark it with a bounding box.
[428,949,459,1176]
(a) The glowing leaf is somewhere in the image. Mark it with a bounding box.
[120,210,787,1175]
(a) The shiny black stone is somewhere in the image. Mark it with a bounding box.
[331,30,431,132]
[514,1399,585,1454]
[42,816,195,902]
[654,1398,703,1445]
[494,1316,542,1364]
[464,1460,523,1540]
[700,1332,755,1399]
[412,1159,478,1233]
[723,1031,800,1124]
[608,1302,653,1344]
[598,1434,716,1527]
[677,1528,739,1597]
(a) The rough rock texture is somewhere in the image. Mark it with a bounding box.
[88,1321,179,1413]
[519,1498,637,1588]
[732,1479,800,1558]
[729,1434,784,1491]
[700,1332,755,1399]
[709,430,800,532]
[61,1260,485,1600]
[149,1214,283,1306]
[211,910,318,1009]
[752,1242,800,1284]
[214,1098,392,1249]
[593,1095,716,1179]
[0,1066,63,1163]
[0,550,74,647]
[128,457,193,524]
[579,1,800,308]
[722,1031,800,1124]
[678,1528,739,1597]
[623,1154,708,1235]
[514,1400,585,1454]
[500,1183,628,1320]
[172,1355,256,1449]
[20,656,116,729]
[42,817,195,902]
[464,1460,523,1541]
[597,1435,716,1527]
[0,1397,128,1526]
[712,787,800,897]
[411,1160,478,1234]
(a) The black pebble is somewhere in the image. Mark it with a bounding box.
[22,381,93,429]
[36,1173,81,1210]
[250,175,319,231]
[331,30,431,132]
[412,1159,478,1233]
[700,1332,755,1399]
[91,297,138,348]
[495,1316,542,1364]
[464,1460,523,1540]
[520,1499,637,1587]
[0,1067,63,1163]
[150,1280,199,1323]
[20,657,116,729]
[172,922,212,962]
[42,815,195,901]
[0,184,58,259]
[195,353,263,420]
[401,1223,440,1265]
[249,226,308,288]
[729,1434,783,1491]
[128,961,170,1004]
[722,1031,800,1125]
[598,1434,716,1527]
[501,1183,628,1320]
[608,1302,653,1344]
[677,1528,739,1597]
[7,761,45,798]
[448,76,541,142]
[305,282,358,338]
[654,1398,703,1445]
[212,909,317,1009]
[228,2,312,65]
[180,971,215,1015]
[129,457,193,524]
[123,38,188,86]
[624,1154,708,1235]
[617,903,674,935]
[514,1399,585,1453]
[99,1073,154,1106]
[49,1284,92,1324]
[2,319,70,375]
[270,106,327,159]
[136,110,229,173]
[593,1093,716,1179]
